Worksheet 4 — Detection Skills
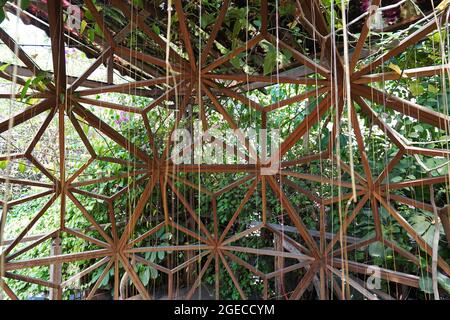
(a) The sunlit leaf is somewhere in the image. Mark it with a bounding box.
[419,276,433,294]
[18,161,26,173]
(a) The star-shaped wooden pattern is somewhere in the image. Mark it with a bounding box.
[0,0,449,300]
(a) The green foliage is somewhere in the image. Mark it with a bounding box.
[19,72,52,102]
[419,276,433,294]
[0,0,30,23]
[2,2,450,300]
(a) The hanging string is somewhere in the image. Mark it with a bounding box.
[0,0,23,300]
[429,0,450,300]
[330,0,346,299]
[340,1,357,202]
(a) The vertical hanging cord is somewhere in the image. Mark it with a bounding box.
[375,2,394,298]
[310,1,326,300]
[126,2,134,298]
[341,0,357,201]
[274,0,286,301]
[330,0,344,298]
[429,1,449,300]
[339,0,355,299]
[165,0,183,297]
[0,0,22,298]
[197,0,202,299]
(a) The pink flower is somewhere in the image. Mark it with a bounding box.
[115,111,129,125]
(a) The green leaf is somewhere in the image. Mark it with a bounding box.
[232,18,243,38]
[160,233,172,240]
[82,123,90,135]
[100,272,109,287]
[410,215,431,238]
[0,160,8,170]
[281,48,293,63]
[409,131,419,138]
[20,78,32,100]
[438,272,450,294]
[132,0,144,8]
[80,20,88,35]
[263,49,277,75]
[368,242,385,258]
[90,267,104,284]
[20,0,30,9]
[149,251,156,262]
[151,23,160,35]
[84,9,94,21]
[0,8,5,24]
[230,56,241,69]
[87,29,95,42]
[409,82,424,96]
[215,42,229,55]
[140,268,150,286]
[388,62,402,75]
[419,276,433,294]
[150,267,158,279]
[157,251,165,260]
[200,13,214,29]
[390,176,403,183]
[0,63,10,72]
[428,84,439,94]
[420,225,435,247]
[94,23,104,38]
[18,162,26,173]
[437,163,449,175]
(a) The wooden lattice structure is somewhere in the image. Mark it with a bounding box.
[0,0,449,300]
